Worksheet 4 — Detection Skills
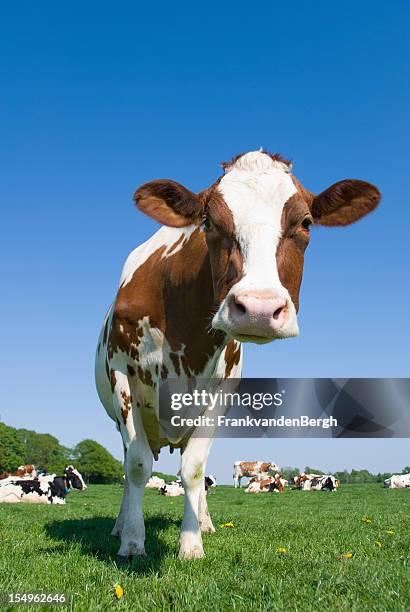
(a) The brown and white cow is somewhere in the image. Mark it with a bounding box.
[245,473,286,493]
[95,149,380,562]
[233,460,279,488]
[0,465,36,481]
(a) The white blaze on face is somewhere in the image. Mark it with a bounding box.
[66,466,87,490]
[212,151,299,337]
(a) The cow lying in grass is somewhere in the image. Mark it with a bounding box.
[0,466,86,504]
[204,475,217,493]
[384,474,410,489]
[160,481,185,497]
[0,464,37,480]
[294,473,339,491]
[145,475,165,490]
[149,475,216,496]
[245,473,287,493]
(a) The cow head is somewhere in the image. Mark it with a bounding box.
[135,150,380,343]
[65,466,87,490]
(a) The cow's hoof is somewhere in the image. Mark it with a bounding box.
[178,545,205,560]
[116,554,131,566]
[118,540,147,559]
[178,534,205,560]
[200,521,216,534]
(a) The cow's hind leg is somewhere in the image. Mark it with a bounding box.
[179,437,213,559]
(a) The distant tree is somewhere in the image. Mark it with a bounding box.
[72,439,123,483]
[304,467,326,475]
[401,466,410,475]
[333,470,350,484]
[152,471,177,482]
[376,472,392,483]
[17,429,69,474]
[350,469,375,484]
[0,422,25,472]
[280,466,300,481]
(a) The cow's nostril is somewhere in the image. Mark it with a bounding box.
[235,302,247,315]
[273,305,285,320]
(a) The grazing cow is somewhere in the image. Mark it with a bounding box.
[233,461,279,488]
[384,474,410,489]
[160,481,185,497]
[95,149,380,561]
[0,466,86,504]
[145,475,166,490]
[204,475,217,492]
[0,464,36,480]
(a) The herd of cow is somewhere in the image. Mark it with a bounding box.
[0,464,87,504]
[0,460,408,506]
[234,460,339,493]
[234,460,410,491]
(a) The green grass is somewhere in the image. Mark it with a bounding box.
[0,484,409,611]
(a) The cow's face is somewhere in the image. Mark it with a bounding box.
[135,150,380,343]
[65,466,87,490]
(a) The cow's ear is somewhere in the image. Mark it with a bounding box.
[134,179,204,228]
[311,179,381,227]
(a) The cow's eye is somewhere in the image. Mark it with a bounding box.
[301,217,312,231]
[201,218,213,232]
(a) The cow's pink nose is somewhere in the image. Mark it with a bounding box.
[229,292,289,336]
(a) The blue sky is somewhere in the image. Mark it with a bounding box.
[1,2,409,482]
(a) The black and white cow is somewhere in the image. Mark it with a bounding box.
[0,466,86,504]
[301,474,339,491]
[204,475,217,493]
[384,474,410,489]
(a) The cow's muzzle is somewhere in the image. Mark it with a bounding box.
[224,291,298,342]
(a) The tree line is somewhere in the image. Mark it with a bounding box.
[0,421,123,484]
[1,421,408,485]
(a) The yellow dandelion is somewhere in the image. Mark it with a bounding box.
[386,529,395,535]
[276,547,288,554]
[220,521,234,528]
[337,551,354,560]
[374,540,383,548]
[114,584,124,600]
[361,517,372,523]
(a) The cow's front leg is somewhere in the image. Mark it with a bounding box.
[117,435,153,562]
[179,436,213,559]
[199,483,215,533]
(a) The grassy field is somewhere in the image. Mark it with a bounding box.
[0,484,409,611]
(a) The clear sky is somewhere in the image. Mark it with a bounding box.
[1,2,409,483]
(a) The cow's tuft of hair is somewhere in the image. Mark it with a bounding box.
[221,150,292,174]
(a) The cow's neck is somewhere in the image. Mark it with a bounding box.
[161,226,227,375]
